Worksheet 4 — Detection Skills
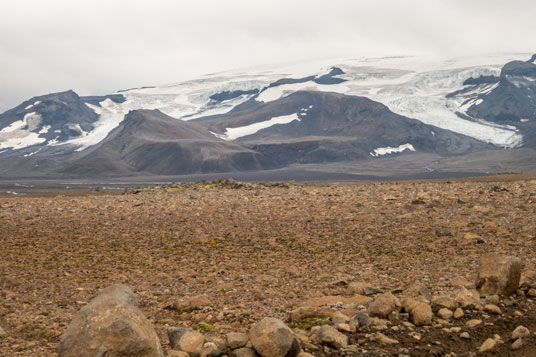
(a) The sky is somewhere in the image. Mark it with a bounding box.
[1,0,535,113]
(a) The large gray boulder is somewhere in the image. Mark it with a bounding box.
[475,254,521,296]
[249,318,300,357]
[58,284,163,357]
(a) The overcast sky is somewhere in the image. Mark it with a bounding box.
[1,0,535,112]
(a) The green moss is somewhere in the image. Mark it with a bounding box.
[194,323,219,333]
[291,317,333,330]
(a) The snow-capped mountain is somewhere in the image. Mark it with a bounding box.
[0,53,534,178]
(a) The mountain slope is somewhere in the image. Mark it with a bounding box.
[199,91,490,164]
[61,109,273,176]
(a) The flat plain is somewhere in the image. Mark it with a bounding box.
[1,174,536,356]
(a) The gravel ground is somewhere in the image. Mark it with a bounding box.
[1,175,536,355]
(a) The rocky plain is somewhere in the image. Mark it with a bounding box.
[1,174,536,356]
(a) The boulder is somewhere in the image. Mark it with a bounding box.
[350,311,370,331]
[58,285,163,357]
[167,327,205,357]
[367,292,397,318]
[475,254,521,296]
[249,318,300,357]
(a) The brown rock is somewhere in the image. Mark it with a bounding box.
[453,287,481,308]
[367,292,397,318]
[479,338,496,353]
[168,351,190,357]
[431,296,456,311]
[58,285,163,357]
[484,304,502,315]
[249,318,300,357]
[410,303,432,326]
[375,332,398,345]
[512,325,530,340]
[167,328,205,357]
[289,306,334,322]
[403,283,432,301]
[465,319,482,328]
[310,325,348,349]
[437,308,453,320]
[475,253,521,296]
[200,342,220,357]
[230,347,259,357]
[226,332,249,350]
[511,338,525,350]
[453,308,464,319]
[303,295,370,307]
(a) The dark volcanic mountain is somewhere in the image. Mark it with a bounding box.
[200,91,490,165]
[62,109,273,176]
[1,54,535,179]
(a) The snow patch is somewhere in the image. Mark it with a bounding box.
[25,101,41,110]
[370,143,416,157]
[0,112,46,150]
[213,113,301,141]
[256,81,317,102]
[520,118,529,122]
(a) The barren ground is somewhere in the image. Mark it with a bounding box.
[1,174,536,356]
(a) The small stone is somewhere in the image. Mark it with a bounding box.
[350,312,370,331]
[511,338,525,350]
[167,328,205,357]
[512,326,530,340]
[346,282,366,295]
[431,296,456,311]
[475,254,521,297]
[485,295,500,305]
[310,325,348,349]
[0,326,6,337]
[200,342,220,357]
[437,308,453,320]
[331,311,350,324]
[484,304,502,315]
[168,351,190,357]
[230,347,258,357]
[465,319,482,328]
[297,353,315,357]
[226,332,249,349]
[450,327,461,333]
[479,338,496,353]
[410,303,433,326]
[335,323,351,332]
[527,288,536,297]
[367,292,397,318]
[375,332,398,345]
[453,287,481,308]
[453,308,464,319]
[460,332,470,339]
[403,283,432,301]
[249,318,299,357]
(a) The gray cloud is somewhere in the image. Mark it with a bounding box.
[1,0,535,112]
